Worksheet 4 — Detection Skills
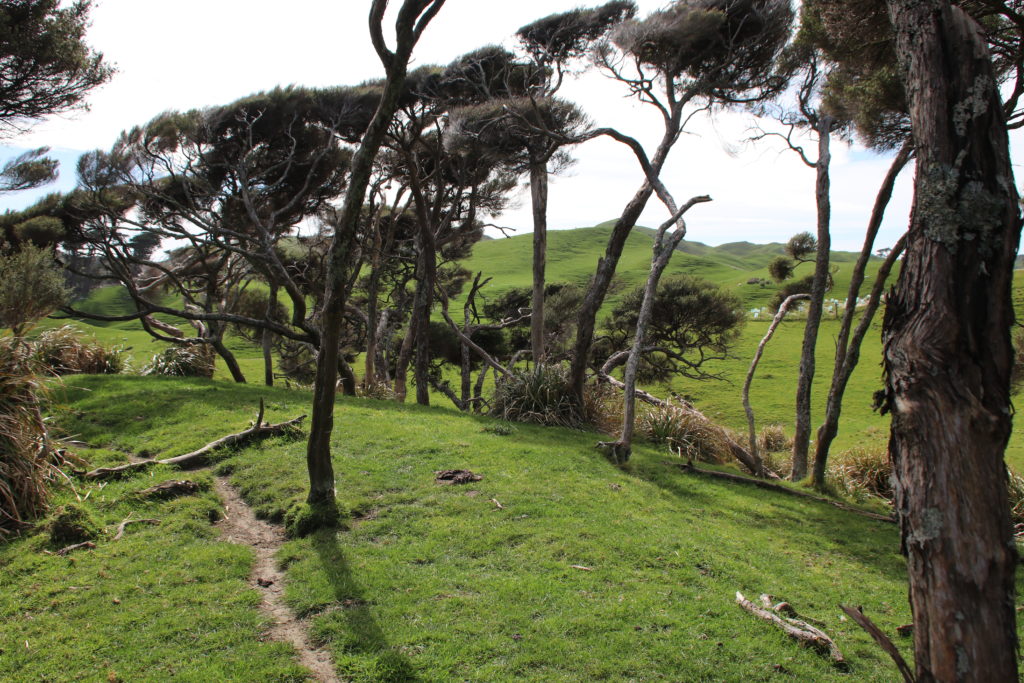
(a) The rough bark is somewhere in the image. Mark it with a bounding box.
[306,0,446,507]
[743,293,810,462]
[883,2,1020,680]
[529,159,549,366]
[791,117,832,481]
[811,143,913,487]
[262,284,278,387]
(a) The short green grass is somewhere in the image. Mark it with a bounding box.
[7,374,995,681]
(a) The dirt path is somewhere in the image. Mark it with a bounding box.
[213,477,339,683]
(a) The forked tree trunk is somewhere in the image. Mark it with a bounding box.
[306,0,446,508]
[811,143,912,487]
[883,2,1019,679]
[529,158,549,367]
[791,117,832,481]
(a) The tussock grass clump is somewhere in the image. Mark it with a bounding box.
[0,345,50,537]
[358,380,395,401]
[1007,468,1024,532]
[827,446,893,502]
[757,423,791,453]
[636,401,728,463]
[45,503,99,546]
[491,364,588,429]
[141,344,215,378]
[29,325,124,375]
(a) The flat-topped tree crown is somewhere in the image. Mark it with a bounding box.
[517,1,638,65]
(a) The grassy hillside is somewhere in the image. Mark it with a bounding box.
[0,375,952,680]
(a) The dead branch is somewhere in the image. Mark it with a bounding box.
[83,399,306,479]
[113,516,161,541]
[840,605,915,682]
[736,591,844,663]
[678,462,895,524]
[136,480,201,500]
[56,541,96,556]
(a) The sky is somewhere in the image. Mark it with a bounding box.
[1,0,1016,251]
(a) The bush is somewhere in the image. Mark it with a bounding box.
[636,401,728,463]
[30,325,124,375]
[827,446,893,502]
[0,243,70,335]
[141,344,215,378]
[757,423,791,453]
[491,364,587,429]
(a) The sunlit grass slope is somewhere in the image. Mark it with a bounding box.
[1,375,958,680]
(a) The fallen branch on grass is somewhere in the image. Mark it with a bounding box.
[83,399,306,479]
[677,462,895,524]
[840,605,915,682]
[736,591,844,663]
[56,541,96,556]
[113,515,161,541]
[136,480,200,500]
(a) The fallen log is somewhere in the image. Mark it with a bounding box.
[736,591,844,663]
[83,399,306,480]
[136,480,200,500]
[677,462,895,524]
[112,515,161,541]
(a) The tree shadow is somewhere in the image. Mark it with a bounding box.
[311,529,419,682]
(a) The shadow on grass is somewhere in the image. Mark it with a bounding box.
[312,529,419,682]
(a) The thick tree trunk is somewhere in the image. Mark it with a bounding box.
[411,244,436,406]
[791,118,832,481]
[811,143,912,487]
[529,159,549,367]
[883,2,1019,679]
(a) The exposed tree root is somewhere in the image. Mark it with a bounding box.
[677,462,895,524]
[840,605,915,682]
[83,399,306,479]
[112,515,160,541]
[135,480,200,500]
[55,541,96,556]
[736,591,844,664]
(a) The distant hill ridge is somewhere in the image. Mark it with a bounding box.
[463,221,875,310]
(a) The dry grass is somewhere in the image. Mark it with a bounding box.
[636,401,729,464]
[757,423,791,453]
[141,344,215,378]
[30,325,124,375]
[827,446,893,502]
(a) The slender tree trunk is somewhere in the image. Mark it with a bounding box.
[337,357,357,396]
[606,195,711,462]
[812,234,906,486]
[473,365,488,413]
[529,159,549,367]
[412,243,436,406]
[791,117,832,481]
[306,0,446,508]
[262,283,278,387]
[744,293,809,464]
[811,144,912,486]
[883,2,1019,679]
[211,333,246,384]
[393,315,415,402]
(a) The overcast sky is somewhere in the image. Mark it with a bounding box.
[1,0,1018,251]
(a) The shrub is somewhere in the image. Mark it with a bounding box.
[0,243,70,335]
[636,401,728,463]
[827,446,893,502]
[757,423,791,453]
[141,344,215,378]
[30,325,124,375]
[491,364,587,429]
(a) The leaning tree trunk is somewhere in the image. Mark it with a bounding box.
[883,2,1019,679]
[790,117,832,481]
[529,157,549,367]
[811,143,912,487]
[307,0,446,508]
[262,283,278,387]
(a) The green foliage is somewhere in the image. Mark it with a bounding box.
[0,147,57,194]
[769,274,815,312]
[600,275,744,382]
[0,243,70,335]
[517,1,637,64]
[0,0,112,137]
[30,325,123,375]
[141,344,215,378]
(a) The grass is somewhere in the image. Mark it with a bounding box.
[1,374,980,681]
